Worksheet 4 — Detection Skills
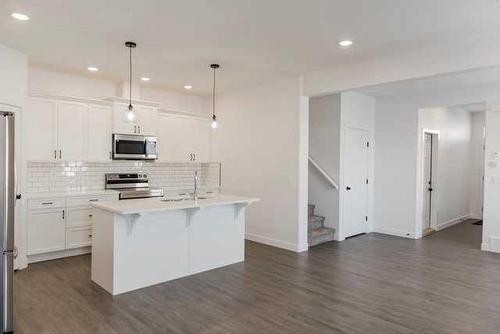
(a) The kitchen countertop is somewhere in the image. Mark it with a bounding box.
[25,190,119,199]
[90,193,259,215]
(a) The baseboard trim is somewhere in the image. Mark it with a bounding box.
[373,227,420,239]
[436,214,470,231]
[245,233,304,253]
[27,247,91,264]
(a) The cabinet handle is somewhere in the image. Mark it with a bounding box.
[193,153,196,161]
[41,201,53,205]
[54,150,57,159]
[62,209,65,219]
[109,151,112,160]
[134,125,137,133]
[88,214,93,218]
[89,199,98,202]
[59,150,62,159]
[88,234,92,238]
[138,126,141,134]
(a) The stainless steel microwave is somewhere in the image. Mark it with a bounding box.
[112,134,158,160]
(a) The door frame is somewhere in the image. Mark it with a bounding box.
[416,129,440,235]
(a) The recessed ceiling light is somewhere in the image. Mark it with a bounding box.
[11,13,30,21]
[87,66,98,72]
[141,77,150,82]
[184,85,193,90]
[338,40,353,47]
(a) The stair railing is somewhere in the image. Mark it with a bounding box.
[308,156,339,190]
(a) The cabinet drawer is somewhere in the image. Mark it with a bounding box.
[28,198,65,210]
[66,207,93,228]
[66,227,92,249]
[67,194,117,208]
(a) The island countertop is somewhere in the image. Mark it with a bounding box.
[89,193,259,215]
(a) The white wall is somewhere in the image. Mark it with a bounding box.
[418,107,472,229]
[308,94,340,236]
[372,83,500,247]
[373,96,419,238]
[211,77,308,252]
[470,112,486,219]
[0,43,27,107]
[483,107,500,252]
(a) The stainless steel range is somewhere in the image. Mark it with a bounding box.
[105,173,164,200]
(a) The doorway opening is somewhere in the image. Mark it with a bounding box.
[417,103,486,247]
[422,131,438,235]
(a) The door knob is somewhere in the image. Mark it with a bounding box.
[346,186,351,191]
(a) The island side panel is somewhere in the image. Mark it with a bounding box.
[113,210,189,295]
[189,204,245,275]
[91,209,115,294]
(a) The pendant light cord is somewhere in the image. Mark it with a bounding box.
[212,67,216,118]
[129,46,133,110]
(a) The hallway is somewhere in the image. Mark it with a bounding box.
[14,220,500,334]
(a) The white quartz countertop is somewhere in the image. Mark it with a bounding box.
[26,190,119,199]
[90,194,260,215]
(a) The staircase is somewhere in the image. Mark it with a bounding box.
[308,204,335,247]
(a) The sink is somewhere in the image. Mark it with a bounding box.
[161,196,212,202]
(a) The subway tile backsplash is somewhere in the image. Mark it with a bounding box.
[27,161,221,194]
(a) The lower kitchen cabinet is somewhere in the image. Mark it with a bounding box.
[28,208,66,255]
[26,193,119,261]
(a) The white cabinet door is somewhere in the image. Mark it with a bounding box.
[136,106,158,135]
[157,115,190,162]
[57,101,87,160]
[28,209,66,255]
[157,115,210,162]
[88,105,113,161]
[191,119,211,162]
[25,98,57,161]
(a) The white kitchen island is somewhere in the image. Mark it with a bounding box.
[89,194,259,295]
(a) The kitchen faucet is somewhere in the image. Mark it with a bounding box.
[193,169,199,200]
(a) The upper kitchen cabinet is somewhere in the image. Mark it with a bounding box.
[57,101,87,161]
[111,101,159,136]
[25,96,113,162]
[25,98,58,161]
[88,105,113,161]
[157,114,211,162]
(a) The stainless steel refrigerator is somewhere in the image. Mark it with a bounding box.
[1,111,14,333]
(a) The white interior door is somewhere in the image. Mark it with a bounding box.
[422,133,433,230]
[57,101,87,161]
[343,127,369,238]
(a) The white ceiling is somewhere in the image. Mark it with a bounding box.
[1,0,500,95]
[356,66,500,97]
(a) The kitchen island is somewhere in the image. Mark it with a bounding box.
[90,194,259,295]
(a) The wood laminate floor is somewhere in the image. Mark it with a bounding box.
[14,219,500,334]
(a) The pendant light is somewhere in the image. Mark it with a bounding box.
[125,41,137,122]
[210,64,220,129]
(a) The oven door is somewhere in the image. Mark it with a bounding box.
[113,134,157,160]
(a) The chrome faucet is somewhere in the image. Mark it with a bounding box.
[193,170,199,200]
